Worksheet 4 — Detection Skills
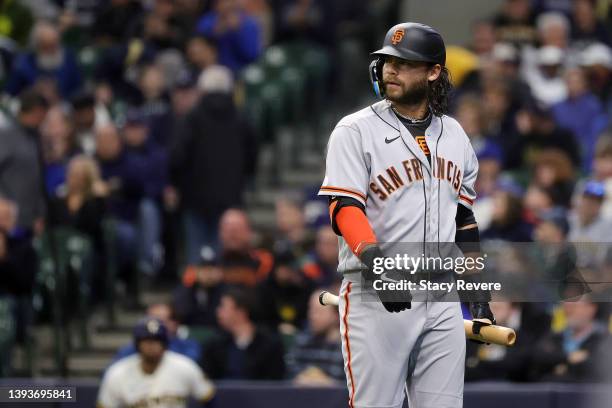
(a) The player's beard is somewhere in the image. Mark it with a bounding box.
[385,76,429,107]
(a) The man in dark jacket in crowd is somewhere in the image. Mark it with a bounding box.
[286,289,344,385]
[0,197,37,359]
[505,101,580,169]
[257,245,313,332]
[170,65,256,263]
[0,89,48,233]
[530,298,612,382]
[95,114,167,277]
[201,286,285,380]
[173,246,226,327]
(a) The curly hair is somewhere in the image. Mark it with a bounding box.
[427,66,453,117]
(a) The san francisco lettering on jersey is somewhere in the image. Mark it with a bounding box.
[369,155,462,200]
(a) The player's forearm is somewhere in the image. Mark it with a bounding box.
[331,201,377,257]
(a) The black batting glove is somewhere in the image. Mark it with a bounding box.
[469,302,496,344]
[360,246,412,313]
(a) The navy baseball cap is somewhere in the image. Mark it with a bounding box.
[133,317,169,346]
[583,180,605,199]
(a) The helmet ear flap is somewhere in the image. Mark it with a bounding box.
[369,58,385,98]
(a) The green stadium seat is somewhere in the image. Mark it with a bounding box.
[185,325,220,346]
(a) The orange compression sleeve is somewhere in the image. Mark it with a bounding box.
[331,204,377,257]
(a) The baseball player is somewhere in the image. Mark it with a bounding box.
[319,22,495,408]
[97,317,215,408]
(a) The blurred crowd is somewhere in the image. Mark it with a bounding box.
[0,0,612,389]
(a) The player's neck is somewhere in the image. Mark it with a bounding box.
[390,101,429,121]
[140,358,161,375]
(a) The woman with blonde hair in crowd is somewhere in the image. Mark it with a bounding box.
[48,154,108,250]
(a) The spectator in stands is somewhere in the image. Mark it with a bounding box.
[138,64,170,125]
[195,0,262,73]
[569,181,612,268]
[218,209,273,287]
[169,71,200,119]
[479,79,516,154]
[173,246,226,327]
[6,20,81,98]
[580,43,612,114]
[273,0,335,48]
[99,317,215,407]
[171,66,257,263]
[532,149,576,207]
[537,11,571,50]
[71,91,111,157]
[552,67,608,171]
[287,289,344,385]
[571,0,609,46]
[152,70,199,152]
[121,109,167,277]
[474,145,503,203]
[94,39,156,105]
[0,197,37,348]
[471,146,502,232]
[491,0,537,46]
[455,93,498,156]
[532,207,590,299]
[94,123,140,295]
[482,188,533,242]
[530,298,612,382]
[590,137,612,219]
[40,105,76,196]
[114,303,201,364]
[275,197,315,257]
[523,45,568,106]
[258,244,313,332]
[128,0,187,51]
[0,89,48,233]
[469,19,496,57]
[302,225,339,286]
[92,0,144,45]
[465,301,534,382]
[186,35,218,75]
[202,286,285,380]
[523,183,556,222]
[47,155,107,250]
[506,102,579,169]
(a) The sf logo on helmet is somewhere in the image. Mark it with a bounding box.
[391,29,405,45]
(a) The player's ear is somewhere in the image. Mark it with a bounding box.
[427,64,442,82]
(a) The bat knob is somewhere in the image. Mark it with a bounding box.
[318,291,327,306]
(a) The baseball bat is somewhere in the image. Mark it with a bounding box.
[318,291,516,347]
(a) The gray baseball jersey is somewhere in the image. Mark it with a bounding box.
[319,99,478,408]
[319,99,478,273]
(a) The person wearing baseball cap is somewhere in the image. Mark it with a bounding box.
[97,317,215,408]
[569,181,612,266]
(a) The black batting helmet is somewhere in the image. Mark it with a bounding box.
[372,22,446,65]
[370,22,446,98]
